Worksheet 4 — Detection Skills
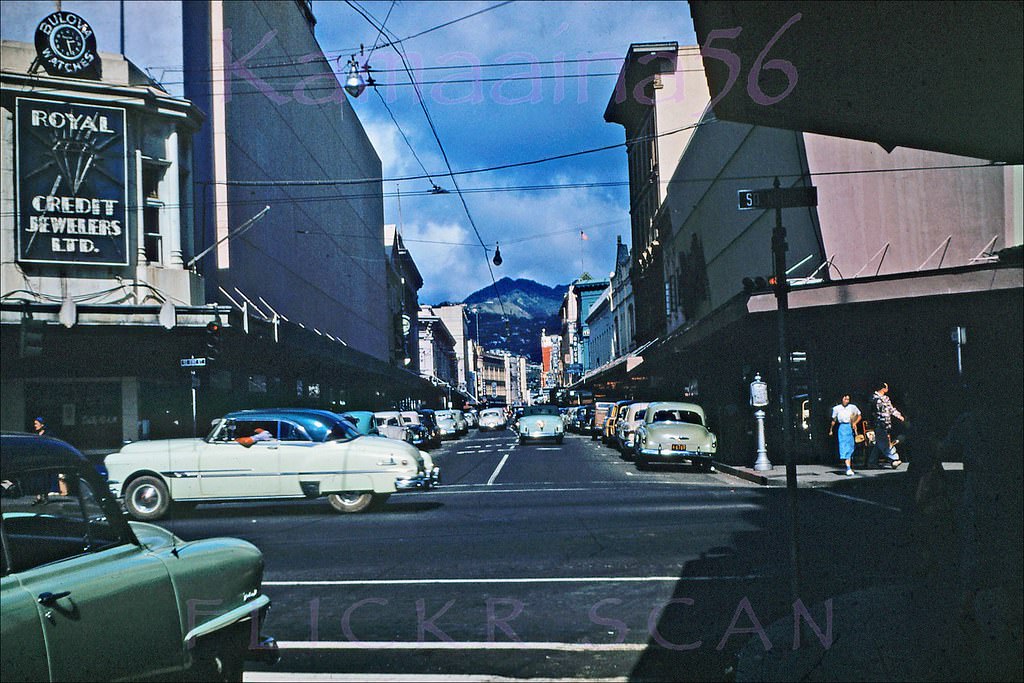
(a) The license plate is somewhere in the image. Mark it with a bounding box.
[671,444,688,452]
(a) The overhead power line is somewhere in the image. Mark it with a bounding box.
[345,0,512,326]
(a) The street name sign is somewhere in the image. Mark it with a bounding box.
[180,357,206,368]
[737,186,818,210]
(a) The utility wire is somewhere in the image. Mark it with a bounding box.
[346,0,512,327]
[374,86,440,190]
[364,0,397,62]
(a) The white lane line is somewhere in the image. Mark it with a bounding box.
[817,489,902,512]
[486,452,511,485]
[536,447,561,451]
[264,574,764,587]
[246,674,628,682]
[273,641,648,652]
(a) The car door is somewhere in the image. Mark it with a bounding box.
[275,419,319,496]
[200,419,283,498]
[1,466,184,681]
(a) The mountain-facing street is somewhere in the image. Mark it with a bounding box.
[153,429,954,682]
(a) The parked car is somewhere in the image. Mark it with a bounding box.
[516,405,564,444]
[416,409,443,448]
[341,410,379,436]
[1,432,278,681]
[591,402,616,439]
[478,408,507,431]
[614,401,650,458]
[104,408,440,520]
[373,411,410,441]
[399,411,433,449]
[568,406,587,433]
[603,400,633,444]
[634,402,717,472]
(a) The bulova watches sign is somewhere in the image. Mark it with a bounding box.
[34,11,100,78]
[15,98,129,266]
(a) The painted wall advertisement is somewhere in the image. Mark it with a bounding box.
[16,97,128,266]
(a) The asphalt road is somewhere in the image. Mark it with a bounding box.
[161,428,910,682]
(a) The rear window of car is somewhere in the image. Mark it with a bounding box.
[650,409,704,425]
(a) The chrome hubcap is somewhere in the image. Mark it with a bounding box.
[132,485,160,513]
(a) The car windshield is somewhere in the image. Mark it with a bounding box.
[522,406,559,416]
[650,409,704,426]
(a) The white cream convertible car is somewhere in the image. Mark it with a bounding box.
[634,401,717,472]
[105,408,439,520]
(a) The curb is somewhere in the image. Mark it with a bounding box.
[712,461,774,486]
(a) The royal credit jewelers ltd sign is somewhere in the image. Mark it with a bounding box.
[16,98,129,266]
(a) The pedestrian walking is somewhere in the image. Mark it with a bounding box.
[869,381,906,469]
[31,416,68,500]
[828,393,861,476]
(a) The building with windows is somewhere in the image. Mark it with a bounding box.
[476,348,508,404]
[0,2,440,450]
[599,40,1023,464]
[427,303,475,402]
[384,224,422,371]
[539,330,561,389]
[417,306,458,391]
[585,288,613,370]
[557,276,609,385]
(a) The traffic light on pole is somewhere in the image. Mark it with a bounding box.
[205,319,222,360]
[20,314,44,357]
[742,276,770,294]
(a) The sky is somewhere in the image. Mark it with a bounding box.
[2,1,698,304]
[321,1,698,303]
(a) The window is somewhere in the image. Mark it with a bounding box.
[1,467,123,574]
[650,410,704,426]
[277,421,303,441]
[141,162,167,264]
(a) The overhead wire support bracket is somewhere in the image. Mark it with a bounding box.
[186,205,270,270]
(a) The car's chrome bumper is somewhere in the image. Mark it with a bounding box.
[395,466,440,490]
[518,432,562,441]
[637,447,712,460]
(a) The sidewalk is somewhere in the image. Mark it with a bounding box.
[734,582,1023,681]
[713,461,963,488]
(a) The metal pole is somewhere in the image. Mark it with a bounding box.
[771,177,801,601]
[190,369,198,438]
[754,409,771,470]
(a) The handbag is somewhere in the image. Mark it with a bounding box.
[854,433,865,444]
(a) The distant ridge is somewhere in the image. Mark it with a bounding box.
[439,278,567,362]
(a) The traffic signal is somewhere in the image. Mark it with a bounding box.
[19,314,45,357]
[742,276,769,294]
[205,320,222,359]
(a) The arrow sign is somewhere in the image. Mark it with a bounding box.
[738,186,818,210]
[180,357,207,368]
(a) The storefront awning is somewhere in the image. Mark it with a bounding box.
[746,263,1023,314]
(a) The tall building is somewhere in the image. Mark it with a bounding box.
[557,276,609,384]
[427,303,474,402]
[1,2,440,448]
[384,225,422,371]
[539,330,561,389]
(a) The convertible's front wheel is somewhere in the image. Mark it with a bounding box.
[327,491,376,513]
[125,475,170,521]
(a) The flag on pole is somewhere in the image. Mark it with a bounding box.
[580,230,589,241]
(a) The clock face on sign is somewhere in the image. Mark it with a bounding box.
[34,12,99,77]
[49,24,87,61]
